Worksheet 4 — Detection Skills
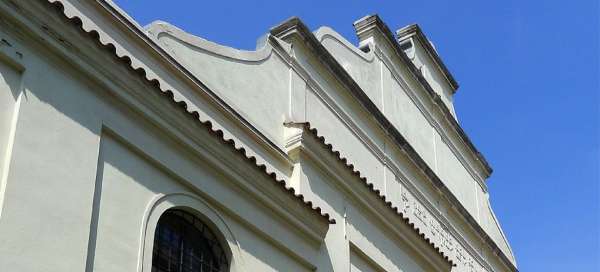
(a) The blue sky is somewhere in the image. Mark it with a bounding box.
[114,0,599,270]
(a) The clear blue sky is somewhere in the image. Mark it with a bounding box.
[114,1,599,270]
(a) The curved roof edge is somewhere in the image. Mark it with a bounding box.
[288,121,457,268]
[145,21,282,62]
[270,16,516,271]
[44,0,336,226]
[315,20,493,186]
[313,26,376,63]
[352,14,493,177]
[52,2,513,268]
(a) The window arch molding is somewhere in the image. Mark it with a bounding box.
[139,192,244,272]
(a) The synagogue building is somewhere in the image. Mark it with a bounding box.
[0,1,516,271]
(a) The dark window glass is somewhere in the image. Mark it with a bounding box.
[152,209,228,272]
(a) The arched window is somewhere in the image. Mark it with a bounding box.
[152,209,229,272]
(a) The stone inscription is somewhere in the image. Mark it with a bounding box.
[400,186,487,272]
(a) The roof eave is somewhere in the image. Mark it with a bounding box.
[352,15,493,176]
[270,16,514,271]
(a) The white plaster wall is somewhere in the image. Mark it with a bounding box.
[319,29,382,109]
[319,29,514,255]
[382,66,437,167]
[0,49,21,217]
[305,89,385,190]
[480,196,513,258]
[408,39,455,115]
[0,1,516,270]
[346,203,431,272]
[0,59,19,154]
[350,246,385,272]
[148,24,513,264]
[384,138,436,206]
[93,133,312,272]
[0,39,104,271]
[296,156,349,272]
[153,30,289,149]
[435,134,479,218]
[0,25,318,272]
[320,31,436,169]
[297,154,441,272]
[145,21,514,269]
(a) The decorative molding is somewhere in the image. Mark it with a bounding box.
[6,0,335,227]
[353,15,494,178]
[44,0,294,181]
[10,1,514,270]
[284,123,455,269]
[396,24,459,92]
[285,123,499,272]
[270,18,516,271]
[139,192,247,272]
[315,26,375,63]
[372,45,487,189]
[313,26,489,189]
[276,37,492,270]
[146,21,277,63]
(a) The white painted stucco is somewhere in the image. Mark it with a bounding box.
[0,1,516,271]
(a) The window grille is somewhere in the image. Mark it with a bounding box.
[152,209,228,272]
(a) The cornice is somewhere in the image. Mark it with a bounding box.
[314,26,376,63]
[313,23,488,189]
[353,15,494,178]
[286,122,519,272]
[284,122,455,269]
[146,21,276,63]
[26,0,336,226]
[270,17,516,271]
[396,24,459,92]
[26,1,514,268]
[51,0,294,176]
[372,46,488,190]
